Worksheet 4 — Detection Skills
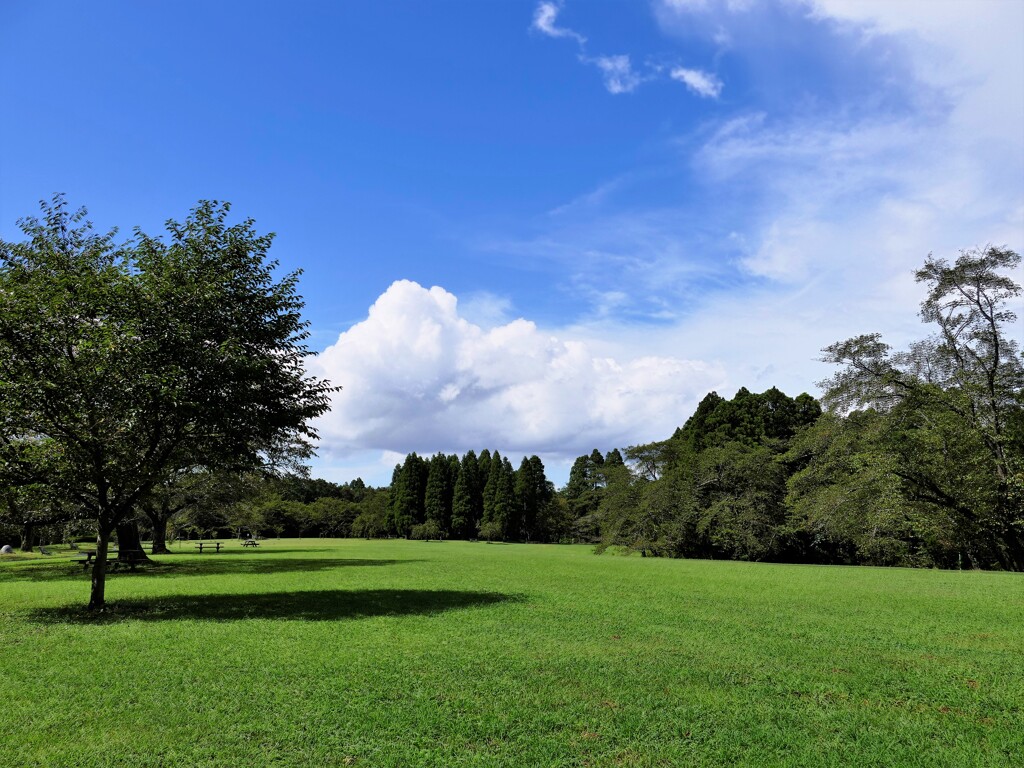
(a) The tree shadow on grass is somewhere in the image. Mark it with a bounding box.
[0,557,420,583]
[30,589,523,624]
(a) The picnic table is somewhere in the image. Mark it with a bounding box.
[241,539,260,548]
[194,542,224,553]
[74,550,145,571]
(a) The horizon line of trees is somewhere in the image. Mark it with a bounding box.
[3,206,1020,575]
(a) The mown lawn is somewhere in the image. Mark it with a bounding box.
[1,539,1021,767]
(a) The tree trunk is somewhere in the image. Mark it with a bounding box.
[88,527,112,610]
[148,511,172,555]
[19,522,35,552]
[115,518,152,563]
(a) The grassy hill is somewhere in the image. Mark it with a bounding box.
[1,539,1021,766]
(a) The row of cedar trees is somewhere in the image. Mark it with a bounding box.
[381,451,569,542]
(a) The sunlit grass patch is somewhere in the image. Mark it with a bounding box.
[2,539,1022,766]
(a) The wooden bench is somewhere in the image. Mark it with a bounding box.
[194,542,224,553]
[241,540,260,548]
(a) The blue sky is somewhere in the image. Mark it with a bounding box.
[2,1,1022,487]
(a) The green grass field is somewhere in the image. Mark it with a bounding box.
[1,539,1021,767]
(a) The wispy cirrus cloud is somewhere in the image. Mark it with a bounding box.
[531,1,722,98]
[510,0,1022,420]
[531,1,586,46]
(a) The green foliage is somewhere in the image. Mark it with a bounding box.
[389,453,428,536]
[375,449,561,543]
[0,197,335,605]
[450,457,475,538]
[785,412,925,566]
[820,246,1024,569]
[575,246,1023,570]
[351,491,391,538]
[424,453,455,532]
[477,519,503,542]
[409,520,443,540]
[593,387,818,560]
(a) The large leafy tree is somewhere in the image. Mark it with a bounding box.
[820,246,1024,569]
[0,197,335,607]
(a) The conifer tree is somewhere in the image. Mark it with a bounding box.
[424,453,451,533]
[481,450,501,532]
[496,456,518,540]
[451,462,473,538]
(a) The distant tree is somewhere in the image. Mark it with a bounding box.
[0,197,335,608]
[563,454,595,501]
[496,456,518,540]
[478,519,503,543]
[451,459,474,538]
[562,449,608,540]
[604,448,625,467]
[424,453,454,533]
[0,436,74,551]
[305,496,360,537]
[410,520,443,541]
[598,387,821,560]
[140,469,249,554]
[785,412,926,566]
[389,453,428,537]
[515,455,553,541]
[352,490,390,538]
[481,450,501,533]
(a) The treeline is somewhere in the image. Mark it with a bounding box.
[355,451,566,542]
[583,247,1024,570]
[0,472,389,551]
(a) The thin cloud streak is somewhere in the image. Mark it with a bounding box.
[670,67,723,98]
[531,1,586,46]
[532,1,722,97]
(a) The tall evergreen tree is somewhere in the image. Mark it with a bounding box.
[481,450,501,533]
[424,452,454,534]
[477,449,492,493]
[515,455,553,541]
[390,452,427,536]
[451,462,473,538]
[496,456,518,540]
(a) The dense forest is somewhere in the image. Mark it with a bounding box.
[3,247,1021,570]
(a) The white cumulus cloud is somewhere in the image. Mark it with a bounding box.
[669,66,723,98]
[308,280,726,463]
